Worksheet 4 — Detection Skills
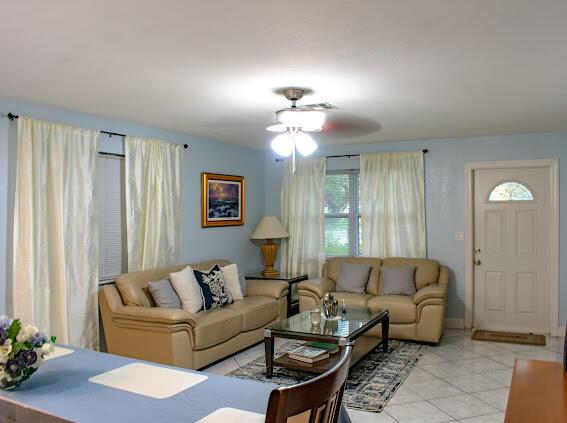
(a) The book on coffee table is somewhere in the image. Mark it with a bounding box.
[288,346,330,363]
[304,341,340,355]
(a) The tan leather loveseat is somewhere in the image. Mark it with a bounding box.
[99,259,288,369]
[297,257,449,343]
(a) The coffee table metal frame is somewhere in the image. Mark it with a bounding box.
[264,308,389,377]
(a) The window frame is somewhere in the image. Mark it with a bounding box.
[97,153,128,284]
[324,169,361,257]
[487,180,536,203]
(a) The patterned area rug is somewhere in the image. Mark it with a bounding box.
[228,340,429,413]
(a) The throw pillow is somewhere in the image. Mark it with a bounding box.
[170,265,203,313]
[238,265,247,296]
[380,266,417,295]
[147,279,182,309]
[336,263,372,293]
[193,265,234,310]
[221,263,244,300]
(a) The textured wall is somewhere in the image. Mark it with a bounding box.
[265,132,567,324]
[0,98,266,315]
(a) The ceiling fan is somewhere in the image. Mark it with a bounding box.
[266,88,336,158]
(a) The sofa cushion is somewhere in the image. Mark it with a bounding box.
[115,259,232,307]
[336,263,372,293]
[380,266,417,296]
[325,257,383,295]
[367,295,417,324]
[221,263,244,300]
[193,265,234,310]
[170,265,203,313]
[381,258,439,290]
[190,307,243,350]
[147,279,182,309]
[231,297,278,331]
[331,292,373,308]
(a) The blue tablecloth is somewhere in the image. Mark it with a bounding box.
[0,346,351,423]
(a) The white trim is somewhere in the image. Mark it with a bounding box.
[464,159,559,335]
[557,326,565,338]
[445,318,465,329]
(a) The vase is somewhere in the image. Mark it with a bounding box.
[322,293,339,318]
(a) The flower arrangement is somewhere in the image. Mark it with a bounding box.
[0,315,55,390]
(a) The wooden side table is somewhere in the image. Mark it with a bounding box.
[245,273,308,316]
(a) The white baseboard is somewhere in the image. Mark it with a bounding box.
[444,318,465,329]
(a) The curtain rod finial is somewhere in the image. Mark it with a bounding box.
[184,144,188,149]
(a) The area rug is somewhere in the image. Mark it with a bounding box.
[472,329,546,346]
[228,340,429,413]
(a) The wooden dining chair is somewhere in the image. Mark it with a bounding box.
[264,345,353,423]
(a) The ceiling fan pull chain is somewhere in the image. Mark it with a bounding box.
[292,143,296,174]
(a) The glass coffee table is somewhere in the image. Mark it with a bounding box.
[264,307,389,377]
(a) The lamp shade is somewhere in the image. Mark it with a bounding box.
[251,216,289,240]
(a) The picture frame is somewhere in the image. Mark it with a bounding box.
[201,173,245,227]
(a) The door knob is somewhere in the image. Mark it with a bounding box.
[474,259,481,266]
[474,249,481,254]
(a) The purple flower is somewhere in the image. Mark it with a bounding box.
[30,332,47,346]
[0,329,7,345]
[20,350,37,366]
[6,358,21,378]
[0,315,12,331]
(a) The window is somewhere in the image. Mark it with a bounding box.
[488,181,534,202]
[96,154,128,283]
[324,170,361,257]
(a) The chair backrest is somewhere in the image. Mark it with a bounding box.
[265,345,353,423]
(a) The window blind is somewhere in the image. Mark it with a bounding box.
[96,155,128,283]
[324,170,361,257]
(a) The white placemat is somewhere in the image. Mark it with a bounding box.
[88,362,208,399]
[44,346,74,361]
[197,407,265,422]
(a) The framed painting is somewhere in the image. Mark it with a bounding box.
[201,173,245,227]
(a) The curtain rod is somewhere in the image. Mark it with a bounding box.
[5,113,189,150]
[274,149,428,162]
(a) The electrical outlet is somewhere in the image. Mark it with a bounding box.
[454,232,464,241]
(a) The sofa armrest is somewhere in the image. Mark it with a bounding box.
[438,265,449,286]
[246,279,288,300]
[413,283,447,304]
[112,305,198,327]
[297,278,336,299]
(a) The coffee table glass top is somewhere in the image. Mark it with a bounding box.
[267,307,387,340]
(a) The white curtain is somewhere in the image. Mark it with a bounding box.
[125,137,183,272]
[280,156,326,278]
[13,116,100,349]
[360,151,426,258]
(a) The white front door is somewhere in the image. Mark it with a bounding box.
[473,166,551,333]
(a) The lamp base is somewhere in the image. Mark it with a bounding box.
[261,239,280,278]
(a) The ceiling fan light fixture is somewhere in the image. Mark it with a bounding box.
[266,124,288,132]
[270,133,294,157]
[294,132,317,156]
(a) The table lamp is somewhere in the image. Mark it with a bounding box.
[251,216,289,277]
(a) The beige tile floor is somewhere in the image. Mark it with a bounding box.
[204,329,565,423]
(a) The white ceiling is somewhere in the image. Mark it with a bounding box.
[1,0,566,149]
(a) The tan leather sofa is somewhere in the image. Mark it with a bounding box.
[99,259,288,370]
[297,257,449,343]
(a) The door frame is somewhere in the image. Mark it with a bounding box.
[464,159,560,336]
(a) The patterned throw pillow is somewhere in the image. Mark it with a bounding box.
[193,265,234,310]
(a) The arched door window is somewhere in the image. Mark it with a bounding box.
[488,181,534,202]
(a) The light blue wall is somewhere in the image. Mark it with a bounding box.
[0,98,266,315]
[265,133,567,324]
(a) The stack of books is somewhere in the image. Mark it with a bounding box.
[288,342,340,364]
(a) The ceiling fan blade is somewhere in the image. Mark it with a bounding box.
[321,113,381,138]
